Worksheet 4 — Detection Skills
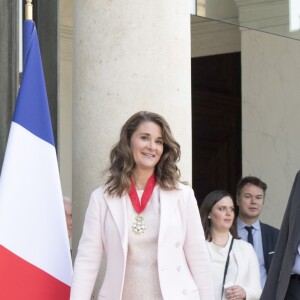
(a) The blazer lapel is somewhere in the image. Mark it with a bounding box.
[158,188,180,242]
[288,176,300,251]
[292,203,300,251]
[104,193,128,252]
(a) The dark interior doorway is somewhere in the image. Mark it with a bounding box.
[192,53,242,207]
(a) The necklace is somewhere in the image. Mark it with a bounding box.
[212,237,229,247]
[128,173,156,234]
[212,241,227,247]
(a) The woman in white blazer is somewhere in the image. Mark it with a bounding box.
[200,190,262,300]
[71,111,213,300]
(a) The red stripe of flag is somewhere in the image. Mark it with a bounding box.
[0,245,70,300]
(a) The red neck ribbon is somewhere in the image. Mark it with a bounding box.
[129,173,157,214]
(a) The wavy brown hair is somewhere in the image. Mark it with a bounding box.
[200,190,239,241]
[105,111,181,197]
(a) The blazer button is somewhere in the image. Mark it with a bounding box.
[177,266,182,272]
[182,289,188,295]
[175,242,180,248]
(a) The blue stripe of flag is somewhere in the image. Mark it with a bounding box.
[12,20,55,146]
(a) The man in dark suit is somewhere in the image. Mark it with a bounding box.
[261,170,300,300]
[236,176,279,288]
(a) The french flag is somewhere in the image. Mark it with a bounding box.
[0,20,73,299]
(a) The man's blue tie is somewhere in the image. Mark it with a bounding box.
[245,226,254,245]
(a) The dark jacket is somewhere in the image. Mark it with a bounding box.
[260,222,279,273]
[261,170,300,300]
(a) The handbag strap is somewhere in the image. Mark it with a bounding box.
[221,237,234,299]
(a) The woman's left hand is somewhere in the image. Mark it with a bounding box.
[225,285,246,300]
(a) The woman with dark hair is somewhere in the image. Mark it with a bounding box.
[71,111,213,300]
[200,190,261,300]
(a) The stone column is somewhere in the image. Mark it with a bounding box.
[72,0,192,294]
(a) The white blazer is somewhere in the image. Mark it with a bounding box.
[208,237,262,300]
[70,183,213,300]
[230,239,262,300]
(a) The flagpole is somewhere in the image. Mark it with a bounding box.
[25,0,33,20]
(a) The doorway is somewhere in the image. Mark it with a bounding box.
[192,52,242,206]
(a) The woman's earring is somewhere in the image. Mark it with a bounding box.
[208,215,211,219]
